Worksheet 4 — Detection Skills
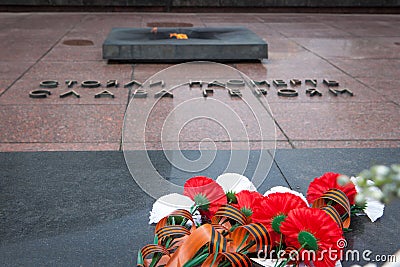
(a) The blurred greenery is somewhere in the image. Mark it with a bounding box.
[355,164,400,205]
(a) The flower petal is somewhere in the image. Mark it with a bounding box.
[364,198,385,222]
[253,192,309,244]
[280,207,344,267]
[307,172,357,205]
[149,193,194,224]
[216,173,257,193]
[184,176,227,219]
[351,177,385,222]
[233,190,263,220]
[264,186,309,205]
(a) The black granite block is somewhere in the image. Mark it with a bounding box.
[51,0,83,5]
[0,151,151,243]
[126,0,166,5]
[102,27,268,62]
[272,148,400,266]
[1,0,399,7]
[274,148,400,195]
[1,148,399,266]
[0,150,286,266]
[147,150,289,191]
[172,0,220,6]
[0,151,154,266]
[81,0,128,5]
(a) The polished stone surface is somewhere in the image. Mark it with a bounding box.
[0,11,400,267]
[274,148,400,266]
[0,12,399,149]
[0,150,286,266]
[2,0,399,8]
[102,27,268,61]
[269,102,400,141]
[1,148,399,266]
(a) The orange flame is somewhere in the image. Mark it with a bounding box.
[169,33,188,39]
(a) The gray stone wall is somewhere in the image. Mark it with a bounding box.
[1,0,399,8]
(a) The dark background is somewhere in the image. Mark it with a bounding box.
[1,0,400,12]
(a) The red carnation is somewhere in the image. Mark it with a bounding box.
[233,190,263,222]
[280,207,344,267]
[252,192,308,246]
[183,176,227,219]
[307,172,357,205]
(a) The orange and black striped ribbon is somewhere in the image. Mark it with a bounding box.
[165,224,217,266]
[312,188,351,228]
[209,225,227,253]
[223,252,252,267]
[241,223,271,252]
[231,223,271,252]
[211,223,228,231]
[156,225,191,242]
[201,252,252,267]
[156,209,196,232]
[322,205,343,230]
[139,244,170,267]
[141,244,169,258]
[211,204,247,226]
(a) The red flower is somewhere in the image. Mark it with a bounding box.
[307,172,357,205]
[233,190,263,221]
[183,176,227,219]
[252,192,308,245]
[280,207,344,267]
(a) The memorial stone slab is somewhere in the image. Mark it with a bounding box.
[103,27,268,62]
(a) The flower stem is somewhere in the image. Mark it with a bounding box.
[273,234,284,267]
[229,223,240,232]
[149,253,162,267]
[183,253,209,267]
[275,241,308,267]
[218,260,232,267]
[182,246,209,267]
[238,240,256,254]
[236,232,250,252]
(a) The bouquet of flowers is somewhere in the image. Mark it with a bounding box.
[138,171,386,267]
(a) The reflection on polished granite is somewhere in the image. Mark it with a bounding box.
[1,148,399,266]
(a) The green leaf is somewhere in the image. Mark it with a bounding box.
[226,191,237,204]
[137,250,144,265]
[183,253,209,267]
[211,242,219,266]
[149,252,162,267]
[236,232,250,252]
[153,234,158,245]
[194,194,210,211]
[240,207,253,218]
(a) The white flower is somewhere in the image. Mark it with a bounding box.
[351,177,385,222]
[369,186,384,200]
[263,186,309,205]
[374,165,390,177]
[192,210,202,226]
[216,173,257,193]
[149,193,195,224]
[337,175,351,186]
